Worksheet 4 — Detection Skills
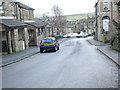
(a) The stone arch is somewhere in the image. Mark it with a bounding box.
[102,16,110,20]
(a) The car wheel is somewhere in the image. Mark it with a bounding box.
[57,46,59,50]
[54,47,57,52]
[40,49,43,53]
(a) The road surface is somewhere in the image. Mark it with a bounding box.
[2,37,118,88]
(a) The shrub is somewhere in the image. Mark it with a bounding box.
[110,34,120,51]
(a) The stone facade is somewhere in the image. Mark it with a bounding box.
[0,1,34,21]
[75,17,95,35]
[1,23,28,54]
[27,24,45,46]
[0,1,34,54]
[26,18,46,46]
[62,21,75,34]
[94,0,119,42]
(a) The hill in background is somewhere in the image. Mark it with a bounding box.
[66,12,95,21]
[35,12,95,21]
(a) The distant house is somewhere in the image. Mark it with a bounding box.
[75,17,95,35]
[94,0,119,42]
[62,21,75,34]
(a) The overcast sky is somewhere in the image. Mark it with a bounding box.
[17,0,96,16]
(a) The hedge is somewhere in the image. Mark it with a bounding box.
[110,34,120,51]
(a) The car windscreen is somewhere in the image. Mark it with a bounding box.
[41,39,53,44]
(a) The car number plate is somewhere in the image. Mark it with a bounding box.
[44,44,50,46]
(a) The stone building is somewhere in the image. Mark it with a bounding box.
[0,1,34,21]
[0,1,32,54]
[25,18,45,46]
[75,17,95,35]
[0,19,28,54]
[94,0,119,42]
[0,1,46,54]
[62,21,75,34]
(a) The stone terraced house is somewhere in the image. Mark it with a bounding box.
[75,17,95,35]
[94,0,119,42]
[0,0,46,54]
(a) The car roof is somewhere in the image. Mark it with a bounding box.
[43,37,56,40]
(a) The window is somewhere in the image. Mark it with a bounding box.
[0,2,4,14]
[41,39,53,44]
[20,9,23,19]
[28,10,30,20]
[103,0,109,11]
[37,28,41,36]
[102,16,110,32]
[103,2,109,11]
[18,29,23,41]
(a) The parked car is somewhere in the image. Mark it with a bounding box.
[68,33,78,37]
[76,34,81,38]
[63,34,68,38]
[67,33,74,37]
[81,32,88,38]
[40,37,59,53]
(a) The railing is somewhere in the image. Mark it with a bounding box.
[54,35,63,40]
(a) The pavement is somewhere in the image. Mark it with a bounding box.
[87,38,120,89]
[1,38,68,67]
[87,38,120,67]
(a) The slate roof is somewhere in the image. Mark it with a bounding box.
[16,2,34,10]
[64,21,76,28]
[0,19,28,28]
[25,18,45,28]
[78,17,95,24]
[5,0,34,10]
[2,0,17,2]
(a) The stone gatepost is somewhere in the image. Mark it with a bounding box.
[13,29,18,52]
[7,31,12,54]
[35,28,38,46]
[23,28,29,49]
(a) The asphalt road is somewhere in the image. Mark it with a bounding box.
[2,38,118,88]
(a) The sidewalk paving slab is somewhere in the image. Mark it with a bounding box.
[1,46,40,67]
[87,38,110,46]
[87,38,120,67]
[97,47,120,67]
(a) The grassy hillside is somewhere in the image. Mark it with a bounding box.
[66,13,95,21]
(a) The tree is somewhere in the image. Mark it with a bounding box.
[110,1,120,51]
[113,1,120,35]
[52,5,62,17]
[52,5,66,35]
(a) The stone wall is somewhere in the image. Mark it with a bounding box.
[2,2,14,17]
[1,2,34,21]
[17,40,25,51]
